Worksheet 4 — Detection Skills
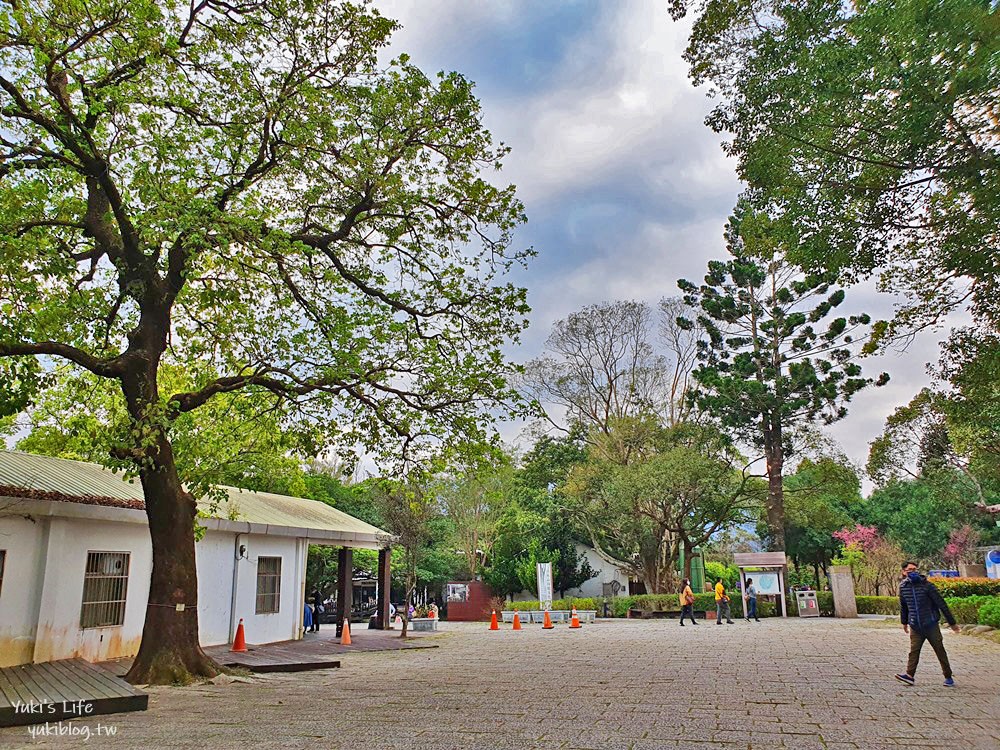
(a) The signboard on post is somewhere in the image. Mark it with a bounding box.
[752,572,781,595]
[536,562,554,611]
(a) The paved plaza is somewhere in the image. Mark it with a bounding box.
[2,618,999,749]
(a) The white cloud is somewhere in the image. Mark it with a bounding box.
[372,0,954,482]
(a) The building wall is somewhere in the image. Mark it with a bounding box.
[1,513,309,666]
[195,531,238,647]
[228,533,305,646]
[30,516,153,665]
[0,515,47,667]
[564,544,630,599]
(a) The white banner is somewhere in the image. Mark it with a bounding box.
[536,562,554,610]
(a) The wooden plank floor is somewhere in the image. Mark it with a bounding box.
[0,660,147,727]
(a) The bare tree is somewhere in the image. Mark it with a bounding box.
[657,297,703,427]
[522,301,669,441]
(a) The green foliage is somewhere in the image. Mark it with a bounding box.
[704,561,738,591]
[784,457,863,571]
[673,0,1000,336]
[977,598,1000,630]
[928,578,1000,599]
[855,596,900,616]
[564,420,755,594]
[14,367,312,501]
[944,596,997,626]
[679,209,884,549]
[860,480,970,560]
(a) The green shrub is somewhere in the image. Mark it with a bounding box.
[704,561,739,590]
[944,595,995,625]
[613,596,637,617]
[856,596,899,615]
[978,597,1000,629]
[927,577,1000,598]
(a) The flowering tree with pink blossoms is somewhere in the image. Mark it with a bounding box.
[833,525,904,596]
[942,526,980,568]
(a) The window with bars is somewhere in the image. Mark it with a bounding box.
[256,556,281,614]
[80,551,130,628]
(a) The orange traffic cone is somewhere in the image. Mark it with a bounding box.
[231,618,248,652]
[340,619,352,646]
[569,607,581,629]
[512,610,522,630]
[489,610,499,630]
[542,610,554,629]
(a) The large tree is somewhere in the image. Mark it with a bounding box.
[0,1,529,683]
[670,0,1000,339]
[679,209,886,550]
[565,420,753,593]
[522,301,668,439]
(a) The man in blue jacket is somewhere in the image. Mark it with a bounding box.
[896,561,960,687]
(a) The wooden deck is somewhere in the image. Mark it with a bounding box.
[0,659,147,727]
[204,627,439,673]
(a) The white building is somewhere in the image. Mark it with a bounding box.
[0,451,389,668]
[509,543,632,602]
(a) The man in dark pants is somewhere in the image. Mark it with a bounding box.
[310,589,323,633]
[896,561,960,687]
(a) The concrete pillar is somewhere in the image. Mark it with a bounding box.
[375,547,391,629]
[959,562,986,578]
[829,565,858,618]
[336,547,353,636]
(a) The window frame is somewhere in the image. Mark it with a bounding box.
[80,550,130,629]
[255,556,282,614]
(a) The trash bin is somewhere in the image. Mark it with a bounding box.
[795,590,820,618]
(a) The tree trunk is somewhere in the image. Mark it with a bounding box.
[683,539,693,581]
[125,434,218,684]
[763,435,785,552]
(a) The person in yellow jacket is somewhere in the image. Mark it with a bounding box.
[679,579,697,626]
[715,579,735,625]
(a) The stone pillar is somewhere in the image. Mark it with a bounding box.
[336,547,353,636]
[829,565,858,618]
[375,547,392,630]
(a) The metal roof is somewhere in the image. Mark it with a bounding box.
[0,451,388,542]
[0,450,144,503]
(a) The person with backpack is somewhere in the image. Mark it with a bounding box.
[679,578,697,626]
[895,561,960,687]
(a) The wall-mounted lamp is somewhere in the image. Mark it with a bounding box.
[238,544,248,560]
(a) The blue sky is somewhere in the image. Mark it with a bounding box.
[375,0,953,476]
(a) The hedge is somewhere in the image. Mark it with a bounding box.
[945,595,996,625]
[856,596,899,615]
[978,597,1000,629]
[927,577,1000,598]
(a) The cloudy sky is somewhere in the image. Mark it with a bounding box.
[374,0,953,478]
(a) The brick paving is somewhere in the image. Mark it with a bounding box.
[2,618,999,749]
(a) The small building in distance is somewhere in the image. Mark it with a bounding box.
[0,451,390,668]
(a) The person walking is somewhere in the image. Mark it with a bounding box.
[895,561,960,687]
[310,589,323,632]
[744,578,760,622]
[679,578,697,626]
[715,579,735,625]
